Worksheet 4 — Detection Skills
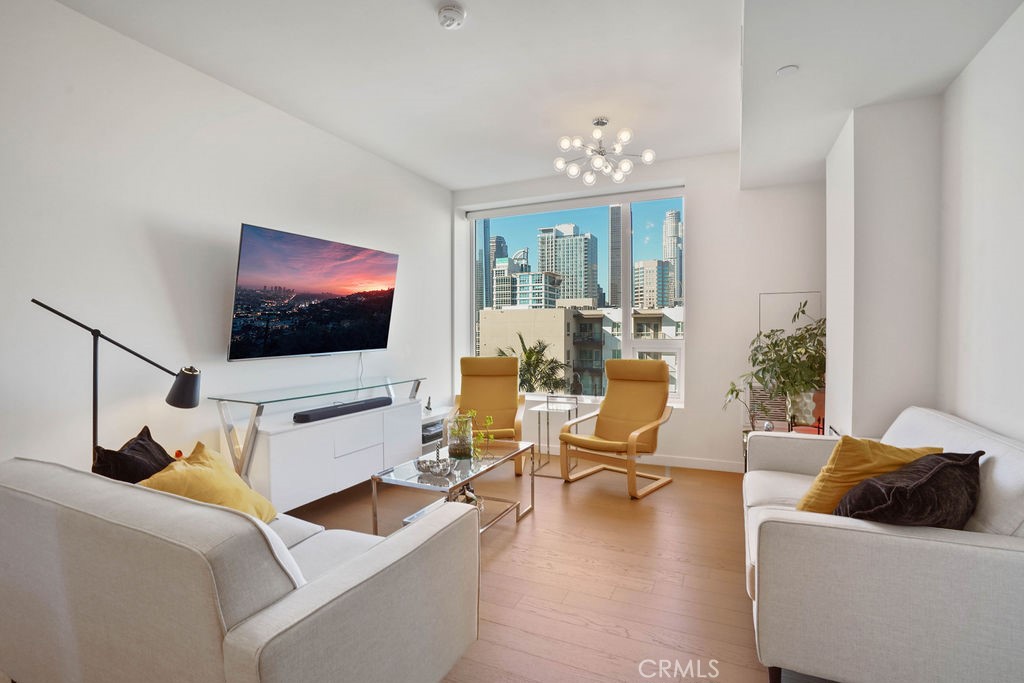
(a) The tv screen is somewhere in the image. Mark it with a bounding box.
[228,224,399,361]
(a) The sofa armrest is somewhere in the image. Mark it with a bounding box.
[223,503,479,683]
[753,509,1024,682]
[746,432,838,475]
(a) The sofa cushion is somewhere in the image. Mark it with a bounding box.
[883,407,1024,536]
[834,451,983,529]
[92,425,174,483]
[139,442,277,522]
[796,436,941,514]
[268,513,326,548]
[289,529,386,581]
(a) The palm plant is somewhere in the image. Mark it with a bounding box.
[497,332,570,393]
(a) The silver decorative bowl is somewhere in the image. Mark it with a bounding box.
[415,457,454,476]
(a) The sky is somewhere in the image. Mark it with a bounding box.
[235,224,399,295]
[482,197,684,294]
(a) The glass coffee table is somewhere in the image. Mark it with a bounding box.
[371,440,535,535]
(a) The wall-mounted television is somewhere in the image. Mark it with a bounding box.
[228,223,399,361]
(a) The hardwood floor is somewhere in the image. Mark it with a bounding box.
[291,459,770,682]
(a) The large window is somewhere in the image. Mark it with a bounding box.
[470,190,684,400]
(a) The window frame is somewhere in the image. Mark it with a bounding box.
[466,186,685,403]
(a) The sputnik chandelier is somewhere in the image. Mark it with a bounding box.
[554,116,655,185]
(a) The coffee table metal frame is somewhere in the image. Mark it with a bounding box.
[371,440,535,535]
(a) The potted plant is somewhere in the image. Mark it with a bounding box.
[725,301,826,428]
[497,332,570,393]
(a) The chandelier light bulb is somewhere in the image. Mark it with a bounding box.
[618,158,633,174]
[557,136,572,151]
[641,148,656,164]
[592,127,603,140]
[582,171,597,186]
[554,157,567,172]
[571,136,584,149]
[590,156,605,171]
[585,147,595,156]
[612,170,625,183]
[602,164,612,175]
[566,162,581,179]
[617,128,633,144]
[612,142,623,155]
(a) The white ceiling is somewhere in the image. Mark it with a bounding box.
[51,0,1024,191]
[56,0,743,191]
[741,0,1023,188]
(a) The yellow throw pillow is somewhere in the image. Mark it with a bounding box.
[796,436,941,514]
[139,442,277,522]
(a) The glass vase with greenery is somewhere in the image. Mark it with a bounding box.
[724,300,826,427]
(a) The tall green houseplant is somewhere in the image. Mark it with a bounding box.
[725,301,826,427]
[497,332,570,393]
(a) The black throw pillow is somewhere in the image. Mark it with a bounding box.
[93,426,175,483]
[834,451,983,530]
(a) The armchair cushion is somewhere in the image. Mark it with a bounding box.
[796,436,940,514]
[594,359,668,450]
[458,356,520,435]
[92,425,174,483]
[835,450,983,529]
[560,432,630,454]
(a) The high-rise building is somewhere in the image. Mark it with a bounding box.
[537,223,598,302]
[514,271,561,309]
[662,209,683,304]
[475,218,490,314]
[608,206,622,307]
[486,234,508,309]
[633,259,672,309]
[492,249,530,309]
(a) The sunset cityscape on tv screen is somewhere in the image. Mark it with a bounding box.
[228,224,399,360]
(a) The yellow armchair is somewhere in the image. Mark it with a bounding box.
[450,356,527,474]
[559,359,673,498]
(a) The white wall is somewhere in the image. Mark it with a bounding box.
[825,114,856,435]
[823,96,942,437]
[0,0,453,468]
[454,153,825,471]
[940,3,1024,441]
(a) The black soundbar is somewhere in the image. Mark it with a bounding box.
[293,396,393,423]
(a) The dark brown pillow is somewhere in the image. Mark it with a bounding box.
[833,451,983,530]
[93,426,175,483]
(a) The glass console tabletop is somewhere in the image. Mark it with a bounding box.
[371,440,535,534]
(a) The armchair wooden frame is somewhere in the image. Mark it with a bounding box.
[449,393,527,474]
[559,404,673,499]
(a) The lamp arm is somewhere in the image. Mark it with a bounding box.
[31,298,177,376]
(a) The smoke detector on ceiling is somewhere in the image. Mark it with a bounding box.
[438,4,467,30]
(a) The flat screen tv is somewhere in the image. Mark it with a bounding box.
[228,223,399,361]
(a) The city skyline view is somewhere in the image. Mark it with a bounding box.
[482,197,684,300]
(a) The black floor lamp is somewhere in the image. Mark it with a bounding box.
[31,298,202,460]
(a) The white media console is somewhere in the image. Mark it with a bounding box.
[210,377,424,511]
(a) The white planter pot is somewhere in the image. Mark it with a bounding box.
[787,391,817,426]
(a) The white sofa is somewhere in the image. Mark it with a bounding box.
[744,406,1024,683]
[0,457,480,683]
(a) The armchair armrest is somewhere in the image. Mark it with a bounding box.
[223,503,480,683]
[746,432,838,475]
[514,394,526,441]
[753,509,1024,682]
[627,405,673,454]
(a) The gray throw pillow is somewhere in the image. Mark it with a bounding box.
[834,451,983,530]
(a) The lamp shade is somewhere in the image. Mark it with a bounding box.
[165,366,201,408]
